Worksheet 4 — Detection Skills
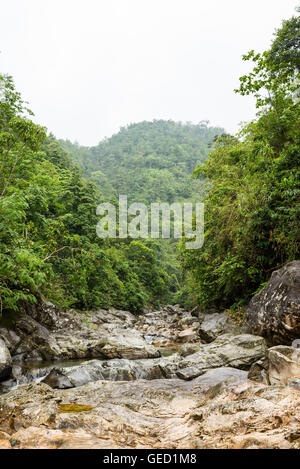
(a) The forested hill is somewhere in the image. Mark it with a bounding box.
[60,120,224,204]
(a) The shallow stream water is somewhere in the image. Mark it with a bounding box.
[0,346,180,395]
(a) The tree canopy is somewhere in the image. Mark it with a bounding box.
[178,12,300,310]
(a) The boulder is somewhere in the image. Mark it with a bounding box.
[98,329,160,359]
[197,312,240,343]
[176,334,267,380]
[268,345,300,386]
[0,338,12,382]
[19,325,159,361]
[0,328,20,354]
[190,367,248,392]
[245,261,300,345]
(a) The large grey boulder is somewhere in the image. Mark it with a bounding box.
[198,312,240,343]
[190,367,247,391]
[245,261,300,345]
[176,334,267,380]
[0,338,12,381]
[97,329,160,359]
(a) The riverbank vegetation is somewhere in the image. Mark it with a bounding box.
[179,11,300,310]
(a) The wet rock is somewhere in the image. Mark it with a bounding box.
[0,338,12,382]
[176,334,267,380]
[43,371,73,389]
[245,261,300,345]
[42,355,181,389]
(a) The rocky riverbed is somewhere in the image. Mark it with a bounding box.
[0,261,299,449]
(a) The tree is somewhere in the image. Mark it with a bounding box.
[179,13,300,310]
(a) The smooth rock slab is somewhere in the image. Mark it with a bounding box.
[98,329,160,359]
[189,367,248,391]
[1,374,300,449]
[176,334,267,380]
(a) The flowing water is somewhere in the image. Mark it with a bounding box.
[0,346,180,395]
[0,359,87,395]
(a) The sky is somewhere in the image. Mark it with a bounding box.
[0,0,298,146]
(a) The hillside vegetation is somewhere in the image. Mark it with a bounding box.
[0,84,221,316]
[61,120,223,204]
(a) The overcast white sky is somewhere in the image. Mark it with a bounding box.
[0,0,298,145]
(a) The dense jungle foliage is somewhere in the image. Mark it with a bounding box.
[59,121,223,311]
[0,79,174,314]
[60,120,223,204]
[0,80,221,316]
